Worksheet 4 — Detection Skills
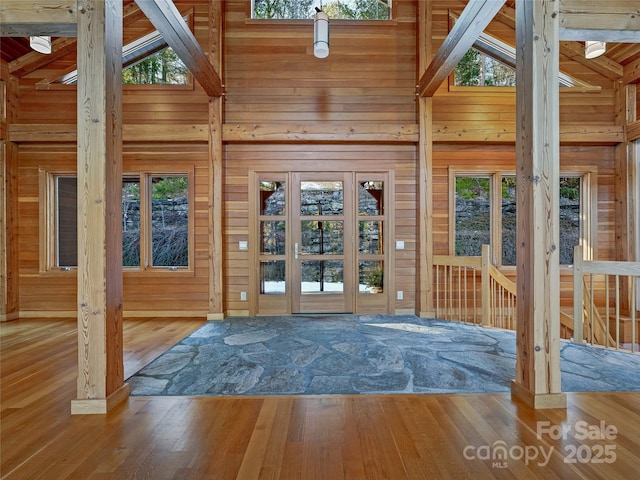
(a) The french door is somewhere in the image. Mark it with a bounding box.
[291,172,353,313]
[254,171,389,315]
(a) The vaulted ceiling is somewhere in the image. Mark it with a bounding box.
[1,0,640,88]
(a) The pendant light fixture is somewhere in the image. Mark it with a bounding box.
[585,41,606,59]
[314,7,329,58]
[30,36,52,54]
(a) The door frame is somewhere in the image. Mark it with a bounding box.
[249,169,393,316]
[291,172,354,314]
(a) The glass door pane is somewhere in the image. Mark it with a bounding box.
[256,175,289,315]
[356,174,389,313]
[292,173,353,313]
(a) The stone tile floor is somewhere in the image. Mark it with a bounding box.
[128,314,640,396]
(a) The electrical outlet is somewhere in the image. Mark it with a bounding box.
[397,290,403,300]
[240,291,247,301]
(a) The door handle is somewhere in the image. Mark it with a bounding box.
[294,242,299,259]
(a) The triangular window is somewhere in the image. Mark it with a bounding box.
[55,30,189,86]
[453,31,587,88]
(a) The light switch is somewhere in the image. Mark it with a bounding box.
[396,240,405,250]
[239,241,248,251]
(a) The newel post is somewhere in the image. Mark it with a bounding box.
[481,244,490,327]
[572,245,585,344]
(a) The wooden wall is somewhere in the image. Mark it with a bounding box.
[11,3,212,317]
[16,143,211,316]
[4,0,627,318]
[221,0,418,315]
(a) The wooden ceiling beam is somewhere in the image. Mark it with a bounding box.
[558,0,640,42]
[7,2,151,78]
[417,0,506,97]
[494,4,624,81]
[0,0,78,36]
[623,57,640,85]
[559,42,623,81]
[134,0,222,97]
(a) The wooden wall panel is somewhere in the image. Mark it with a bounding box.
[8,0,627,318]
[16,143,210,315]
[223,144,417,315]
[223,0,417,126]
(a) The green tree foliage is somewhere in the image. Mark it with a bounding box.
[455,177,490,200]
[254,0,314,18]
[454,48,515,87]
[253,0,389,19]
[122,47,188,85]
[151,177,188,200]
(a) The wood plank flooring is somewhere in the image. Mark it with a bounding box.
[1,317,639,479]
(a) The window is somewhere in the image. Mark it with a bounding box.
[55,25,190,86]
[252,0,390,20]
[122,47,188,85]
[451,169,594,267]
[44,172,191,271]
[450,28,589,89]
[454,48,516,87]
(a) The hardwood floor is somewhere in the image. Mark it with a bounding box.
[1,318,639,479]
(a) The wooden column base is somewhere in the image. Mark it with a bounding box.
[71,383,130,415]
[207,312,225,321]
[0,312,20,322]
[511,380,567,409]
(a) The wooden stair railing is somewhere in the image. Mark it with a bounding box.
[573,245,639,353]
[433,245,516,329]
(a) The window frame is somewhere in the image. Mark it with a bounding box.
[448,166,597,269]
[40,168,194,275]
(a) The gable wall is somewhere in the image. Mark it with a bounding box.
[6,0,622,317]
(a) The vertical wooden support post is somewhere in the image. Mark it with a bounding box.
[614,82,632,309]
[1,72,19,322]
[481,244,490,326]
[208,0,224,320]
[572,245,585,344]
[0,140,6,320]
[209,96,224,320]
[71,0,128,414]
[418,0,434,317]
[511,0,566,409]
[631,143,639,267]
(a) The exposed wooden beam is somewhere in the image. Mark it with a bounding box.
[8,38,77,78]
[417,0,434,318]
[417,0,506,97]
[71,0,126,415]
[512,0,565,409]
[0,0,78,36]
[223,123,419,143]
[628,121,640,142]
[9,122,625,146]
[433,123,624,144]
[624,57,640,85]
[493,4,624,81]
[8,123,209,143]
[559,0,640,42]
[134,0,222,97]
[7,2,147,79]
[208,0,224,320]
[560,42,624,81]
